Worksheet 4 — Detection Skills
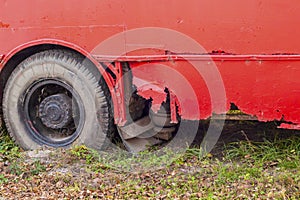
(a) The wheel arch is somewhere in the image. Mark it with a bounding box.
[0,39,115,115]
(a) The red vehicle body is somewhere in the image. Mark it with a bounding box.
[0,0,299,151]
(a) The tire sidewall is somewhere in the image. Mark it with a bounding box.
[3,53,106,150]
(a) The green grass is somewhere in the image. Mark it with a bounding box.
[70,144,185,172]
[63,135,300,199]
[0,126,21,161]
[224,135,300,169]
[0,126,46,177]
[1,124,300,199]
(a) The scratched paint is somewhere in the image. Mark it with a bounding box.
[0,21,9,28]
[130,59,300,127]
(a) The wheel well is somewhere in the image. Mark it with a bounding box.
[0,44,102,116]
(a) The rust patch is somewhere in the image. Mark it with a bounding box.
[0,21,10,28]
[278,123,300,130]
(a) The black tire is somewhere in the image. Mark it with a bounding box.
[3,50,114,150]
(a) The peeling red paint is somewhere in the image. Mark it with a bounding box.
[133,76,179,123]
[169,93,179,123]
[137,89,167,112]
[134,77,167,112]
[129,57,300,128]
[0,21,9,28]
[278,123,300,130]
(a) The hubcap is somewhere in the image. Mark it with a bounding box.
[22,78,84,147]
[39,94,72,129]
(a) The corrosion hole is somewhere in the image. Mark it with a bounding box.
[230,102,239,110]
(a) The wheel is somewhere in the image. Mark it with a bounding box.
[3,50,114,150]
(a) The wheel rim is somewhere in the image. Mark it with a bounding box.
[21,78,85,147]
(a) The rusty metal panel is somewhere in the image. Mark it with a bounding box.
[130,58,300,125]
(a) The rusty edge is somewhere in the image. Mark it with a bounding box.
[0,54,4,64]
[93,54,300,62]
[212,114,258,121]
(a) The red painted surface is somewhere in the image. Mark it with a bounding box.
[0,0,300,127]
[130,59,300,125]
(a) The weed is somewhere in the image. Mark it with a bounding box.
[224,135,300,169]
[8,161,24,175]
[70,145,98,164]
[30,160,46,175]
[0,174,8,184]
[0,126,21,161]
